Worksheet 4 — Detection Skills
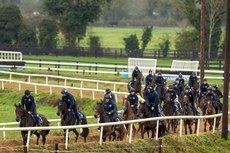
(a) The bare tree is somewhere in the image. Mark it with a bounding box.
[206,0,226,59]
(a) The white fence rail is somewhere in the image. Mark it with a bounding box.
[0,113,227,150]
[0,51,22,61]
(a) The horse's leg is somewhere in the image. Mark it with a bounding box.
[204,120,207,132]
[184,121,187,135]
[209,120,213,131]
[72,129,79,142]
[33,131,41,145]
[141,128,146,139]
[103,131,112,142]
[194,120,198,134]
[21,131,26,145]
[167,120,170,131]
[189,121,193,134]
[63,129,67,143]
[41,130,47,145]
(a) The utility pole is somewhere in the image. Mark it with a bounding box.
[200,0,205,82]
[222,0,230,140]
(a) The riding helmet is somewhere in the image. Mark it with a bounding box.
[192,71,196,75]
[173,81,177,86]
[175,77,180,81]
[105,89,111,94]
[185,86,190,90]
[213,84,218,88]
[105,94,111,100]
[178,73,183,78]
[135,65,139,69]
[130,88,135,92]
[207,87,212,91]
[25,90,30,95]
[157,72,162,75]
[168,85,173,89]
[61,88,68,94]
[203,78,207,81]
[149,69,152,73]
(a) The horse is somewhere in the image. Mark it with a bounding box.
[199,93,207,115]
[155,79,167,108]
[204,98,215,132]
[191,81,199,108]
[56,101,89,143]
[15,103,50,145]
[128,71,144,97]
[94,101,125,141]
[122,96,137,137]
[181,95,197,134]
[162,92,179,133]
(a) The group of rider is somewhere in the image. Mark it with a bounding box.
[20,66,223,126]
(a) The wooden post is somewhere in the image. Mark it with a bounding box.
[222,0,230,140]
[158,139,162,153]
[200,0,206,83]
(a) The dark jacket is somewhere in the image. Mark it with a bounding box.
[206,92,216,102]
[145,74,154,86]
[189,76,197,87]
[163,90,177,102]
[155,76,164,86]
[21,95,37,114]
[127,94,138,107]
[179,78,185,86]
[213,89,223,99]
[103,100,117,115]
[200,83,210,93]
[146,90,159,108]
[184,91,194,107]
[173,86,180,96]
[62,93,77,111]
[104,93,116,103]
[132,69,140,80]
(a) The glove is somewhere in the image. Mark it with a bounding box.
[151,107,154,110]
[131,105,134,107]
[28,111,32,115]
[68,109,71,111]
[108,112,111,115]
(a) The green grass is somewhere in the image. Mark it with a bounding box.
[56,26,182,50]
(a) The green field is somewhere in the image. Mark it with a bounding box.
[57,26,182,50]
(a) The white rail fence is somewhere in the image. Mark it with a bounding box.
[0,51,22,61]
[0,113,226,151]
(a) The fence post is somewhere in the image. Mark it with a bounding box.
[96,82,99,90]
[10,74,12,81]
[95,63,97,75]
[129,123,133,144]
[89,65,91,74]
[46,76,48,84]
[50,87,52,95]
[115,64,117,76]
[196,119,200,136]
[1,81,4,90]
[156,120,159,140]
[99,126,104,145]
[113,84,116,91]
[65,129,69,150]
[19,83,21,91]
[26,130,31,151]
[213,117,217,133]
[3,125,6,140]
[76,62,79,73]
[28,76,31,83]
[35,85,37,94]
[179,119,183,137]
[92,91,95,100]
[57,61,60,76]
[158,139,162,153]
[64,79,67,86]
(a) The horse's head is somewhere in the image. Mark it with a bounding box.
[138,71,144,81]
[15,103,25,122]
[57,101,67,116]
[206,99,214,115]
[94,100,104,118]
[136,102,146,118]
[182,95,190,106]
[164,92,171,103]
[122,96,128,112]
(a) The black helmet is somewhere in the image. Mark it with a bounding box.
[61,88,68,94]
[192,71,196,75]
[105,89,111,94]
[130,88,135,92]
[168,85,173,89]
[203,78,207,81]
[185,85,190,90]
[25,90,30,95]
[213,84,218,88]
[157,72,162,75]
[178,73,183,78]
[173,81,177,86]
[176,77,180,81]
[148,86,154,90]
[135,65,139,70]
[207,87,212,91]
[105,94,111,100]
[149,69,152,73]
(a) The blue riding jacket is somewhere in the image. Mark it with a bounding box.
[21,95,37,114]
[188,75,197,87]
[213,89,223,100]
[206,92,216,102]
[173,86,180,96]
[145,74,154,87]
[62,92,77,111]
[104,100,117,116]
[132,69,140,80]
[155,76,164,86]
[184,91,195,107]
[146,90,159,108]
[200,83,210,94]
[127,94,138,107]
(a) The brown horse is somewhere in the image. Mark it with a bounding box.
[191,81,199,108]
[94,101,125,141]
[199,93,207,115]
[156,79,167,108]
[15,104,50,145]
[128,72,144,97]
[181,95,197,134]
[122,97,137,137]
[204,98,215,132]
[163,92,179,133]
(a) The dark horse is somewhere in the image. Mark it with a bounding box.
[191,81,199,108]
[128,72,144,97]
[15,103,50,145]
[137,102,167,139]
[163,92,179,133]
[94,101,125,141]
[56,101,89,143]
[181,95,197,135]
[204,98,215,132]
[122,97,137,137]
[155,79,167,108]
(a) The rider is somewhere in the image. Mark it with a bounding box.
[103,94,120,122]
[131,65,141,86]
[21,90,43,126]
[184,86,199,116]
[213,84,223,112]
[127,88,138,117]
[203,87,218,114]
[198,78,209,107]
[176,77,184,92]
[155,72,164,97]
[145,69,154,91]
[173,81,180,96]
[61,88,82,124]
[188,71,198,88]
[162,85,179,112]
[104,89,116,103]
[178,72,185,87]
[145,86,160,117]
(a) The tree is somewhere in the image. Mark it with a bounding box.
[123,34,140,57]
[206,0,226,58]
[39,18,58,49]
[0,4,22,45]
[43,0,105,49]
[159,36,170,58]
[141,26,153,57]
[89,36,102,57]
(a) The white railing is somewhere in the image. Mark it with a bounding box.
[0,51,22,61]
[0,113,226,151]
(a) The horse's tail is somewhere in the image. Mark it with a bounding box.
[80,112,89,138]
